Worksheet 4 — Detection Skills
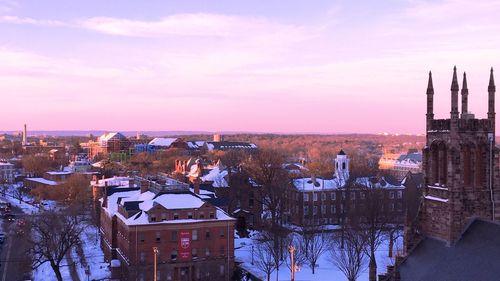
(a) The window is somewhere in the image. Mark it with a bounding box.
[342,162,346,169]
[219,229,225,238]
[192,248,198,258]
[192,230,198,241]
[167,272,172,281]
[397,191,403,199]
[188,212,193,219]
[303,193,309,201]
[171,231,177,241]
[220,245,225,256]
[151,215,157,222]
[331,192,336,200]
[303,206,309,215]
[321,205,326,215]
[249,198,254,207]
[331,205,336,214]
[219,265,225,276]
[313,206,318,215]
[340,203,344,213]
[350,192,356,200]
[360,192,366,200]
[140,252,145,262]
[390,203,395,211]
[155,231,161,242]
[321,193,326,201]
[173,213,179,220]
[171,250,177,260]
[199,212,205,219]
[313,193,318,202]
[390,191,395,199]
[161,213,167,221]
[205,230,211,240]
[205,247,211,257]
[210,212,215,219]
[342,192,346,200]
[139,232,145,242]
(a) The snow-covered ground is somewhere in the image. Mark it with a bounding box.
[235,230,403,281]
[32,223,110,280]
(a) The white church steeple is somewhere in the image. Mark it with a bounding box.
[334,149,349,182]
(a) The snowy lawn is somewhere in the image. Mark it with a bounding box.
[235,229,403,281]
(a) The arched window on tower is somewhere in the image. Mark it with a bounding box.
[439,143,447,186]
[463,145,472,187]
[342,162,346,170]
[431,142,440,185]
[475,145,484,187]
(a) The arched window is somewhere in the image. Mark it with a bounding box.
[475,145,484,187]
[463,145,472,186]
[342,162,346,170]
[431,142,440,185]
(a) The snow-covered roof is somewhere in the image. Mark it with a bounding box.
[91,176,133,187]
[355,176,404,189]
[148,137,178,147]
[99,132,122,142]
[25,177,58,186]
[293,177,346,191]
[46,171,73,176]
[0,162,14,167]
[102,188,234,226]
[140,193,206,211]
[200,166,228,187]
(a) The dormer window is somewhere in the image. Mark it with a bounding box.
[209,212,214,219]
[188,212,193,219]
[151,215,157,222]
[173,213,179,220]
[161,213,167,221]
[199,212,205,219]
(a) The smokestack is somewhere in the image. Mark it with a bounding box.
[22,124,27,146]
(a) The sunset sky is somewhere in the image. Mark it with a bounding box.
[1,0,499,134]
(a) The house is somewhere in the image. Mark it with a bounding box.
[0,162,14,183]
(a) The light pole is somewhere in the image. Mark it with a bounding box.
[153,247,159,281]
[288,245,296,281]
[251,245,254,265]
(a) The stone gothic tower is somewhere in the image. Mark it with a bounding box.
[334,149,349,182]
[421,66,500,243]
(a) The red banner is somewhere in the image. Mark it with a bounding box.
[178,230,191,261]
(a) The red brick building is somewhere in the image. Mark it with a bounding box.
[99,176,236,281]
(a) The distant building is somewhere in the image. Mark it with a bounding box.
[98,175,236,281]
[87,132,132,160]
[288,150,413,227]
[379,150,422,181]
[0,162,14,183]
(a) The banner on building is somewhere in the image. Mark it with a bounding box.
[178,230,192,261]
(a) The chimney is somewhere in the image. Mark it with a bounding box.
[102,186,108,208]
[194,179,200,195]
[140,180,150,193]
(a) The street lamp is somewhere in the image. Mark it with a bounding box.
[153,247,159,281]
[288,245,296,281]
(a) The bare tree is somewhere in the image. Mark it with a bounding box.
[328,228,367,281]
[28,210,84,281]
[253,236,276,281]
[243,148,290,229]
[12,185,25,203]
[22,155,55,177]
[298,223,328,274]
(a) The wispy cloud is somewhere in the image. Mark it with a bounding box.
[0,15,66,26]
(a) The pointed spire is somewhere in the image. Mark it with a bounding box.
[489,67,496,92]
[451,65,459,91]
[461,72,469,117]
[427,71,434,94]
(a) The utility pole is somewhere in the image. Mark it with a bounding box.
[288,245,296,281]
[153,247,159,281]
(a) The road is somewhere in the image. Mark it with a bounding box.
[0,205,32,281]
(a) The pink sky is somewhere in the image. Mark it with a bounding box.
[0,0,499,134]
